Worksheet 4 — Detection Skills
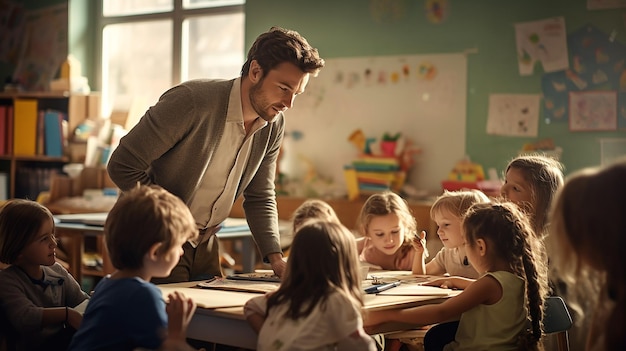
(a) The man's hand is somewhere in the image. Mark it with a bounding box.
[267,252,286,277]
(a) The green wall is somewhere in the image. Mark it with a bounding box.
[4,0,623,177]
[245,0,625,177]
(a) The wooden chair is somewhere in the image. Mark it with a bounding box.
[544,296,573,351]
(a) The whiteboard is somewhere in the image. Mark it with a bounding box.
[282,53,467,195]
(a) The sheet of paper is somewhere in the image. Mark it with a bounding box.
[487,94,540,137]
[196,278,279,294]
[376,284,452,296]
[159,285,264,309]
[73,299,89,314]
[515,17,568,75]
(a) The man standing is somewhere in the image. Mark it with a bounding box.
[107,27,325,283]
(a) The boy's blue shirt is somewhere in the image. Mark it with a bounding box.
[68,276,167,351]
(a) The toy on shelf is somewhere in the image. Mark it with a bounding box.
[344,129,420,200]
[441,157,501,197]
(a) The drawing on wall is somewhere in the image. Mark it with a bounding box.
[486,94,540,137]
[417,61,437,80]
[284,53,468,195]
[587,0,626,10]
[369,0,407,23]
[569,91,617,131]
[425,0,448,24]
[542,24,626,128]
[515,17,569,76]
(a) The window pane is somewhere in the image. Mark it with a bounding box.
[103,0,173,17]
[183,12,244,81]
[102,20,172,118]
[183,0,244,9]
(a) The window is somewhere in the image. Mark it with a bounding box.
[98,0,245,122]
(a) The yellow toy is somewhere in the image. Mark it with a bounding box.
[447,157,485,182]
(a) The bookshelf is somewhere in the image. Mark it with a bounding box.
[0,92,100,199]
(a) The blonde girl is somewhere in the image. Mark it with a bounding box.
[356,191,425,273]
[366,202,549,351]
[414,189,490,278]
[291,199,340,233]
[549,160,626,350]
[244,220,376,351]
[0,199,89,351]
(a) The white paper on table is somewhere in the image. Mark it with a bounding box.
[377,284,452,296]
[74,299,90,314]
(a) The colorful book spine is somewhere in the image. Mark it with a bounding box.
[44,110,64,157]
[13,99,38,156]
[6,106,13,155]
[7,105,14,155]
[0,105,6,155]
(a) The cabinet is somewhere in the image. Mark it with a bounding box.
[0,92,100,199]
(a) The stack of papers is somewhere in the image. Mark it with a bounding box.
[219,218,250,233]
[227,272,281,283]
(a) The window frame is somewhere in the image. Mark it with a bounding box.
[94,0,245,98]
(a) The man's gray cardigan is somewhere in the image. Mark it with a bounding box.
[107,79,283,258]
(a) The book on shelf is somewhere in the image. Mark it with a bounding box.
[0,172,7,200]
[13,99,38,156]
[0,105,6,155]
[6,105,13,155]
[44,110,64,157]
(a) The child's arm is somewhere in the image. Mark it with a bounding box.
[364,274,502,327]
[244,294,269,333]
[415,246,448,276]
[41,307,83,330]
[410,231,428,275]
[424,276,476,290]
[164,291,196,346]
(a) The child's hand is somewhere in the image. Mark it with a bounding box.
[66,308,83,330]
[410,231,429,258]
[424,276,475,290]
[166,291,196,341]
[424,277,455,289]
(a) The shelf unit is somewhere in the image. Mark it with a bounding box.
[0,91,100,199]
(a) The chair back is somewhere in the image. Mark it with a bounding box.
[544,296,573,351]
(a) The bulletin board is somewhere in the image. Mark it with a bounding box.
[282,53,467,195]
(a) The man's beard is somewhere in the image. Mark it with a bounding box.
[249,79,279,123]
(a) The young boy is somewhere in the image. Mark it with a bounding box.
[69,185,199,351]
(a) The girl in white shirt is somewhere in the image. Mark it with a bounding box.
[414,189,490,278]
[244,220,376,351]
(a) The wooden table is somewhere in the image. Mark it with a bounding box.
[157,279,459,349]
[54,214,290,285]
